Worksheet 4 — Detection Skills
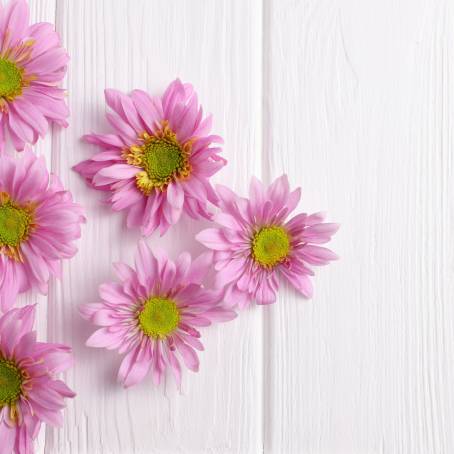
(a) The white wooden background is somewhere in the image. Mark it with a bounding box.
[18,0,454,452]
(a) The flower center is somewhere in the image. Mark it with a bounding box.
[0,58,23,100]
[0,202,32,247]
[0,193,35,261]
[143,137,183,182]
[123,122,192,195]
[252,226,291,268]
[0,359,23,407]
[138,297,180,339]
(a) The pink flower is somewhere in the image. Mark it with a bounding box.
[74,79,226,236]
[0,0,69,151]
[196,175,339,307]
[80,241,236,388]
[0,305,75,454]
[0,150,85,312]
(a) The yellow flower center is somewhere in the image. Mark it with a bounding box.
[123,122,192,195]
[138,297,180,339]
[0,58,23,100]
[0,359,23,407]
[0,193,35,261]
[252,226,291,268]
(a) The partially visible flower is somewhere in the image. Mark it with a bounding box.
[80,241,236,388]
[0,0,69,151]
[0,150,85,312]
[196,175,339,307]
[0,305,75,454]
[74,79,225,236]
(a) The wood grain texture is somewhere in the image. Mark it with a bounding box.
[21,0,454,452]
[264,0,454,453]
[42,1,263,453]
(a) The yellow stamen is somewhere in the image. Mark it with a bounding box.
[123,121,192,195]
[0,37,35,109]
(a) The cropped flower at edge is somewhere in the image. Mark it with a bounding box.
[0,0,69,151]
[74,79,226,236]
[0,305,75,454]
[80,241,236,388]
[0,150,85,312]
[196,175,339,308]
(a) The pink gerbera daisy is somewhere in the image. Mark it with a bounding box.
[0,150,84,312]
[74,79,226,236]
[0,0,69,151]
[80,241,236,388]
[196,175,339,307]
[0,305,75,454]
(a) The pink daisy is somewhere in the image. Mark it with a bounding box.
[0,305,75,454]
[80,241,236,388]
[0,150,85,312]
[74,79,226,236]
[0,0,69,151]
[196,175,339,307]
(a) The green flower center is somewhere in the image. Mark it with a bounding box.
[143,137,184,184]
[124,124,192,195]
[252,226,291,268]
[0,58,23,100]
[0,359,23,407]
[0,203,32,247]
[138,297,180,339]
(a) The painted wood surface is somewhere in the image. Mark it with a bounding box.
[22,0,454,453]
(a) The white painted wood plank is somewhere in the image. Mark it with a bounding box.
[45,1,263,453]
[264,1,454,453]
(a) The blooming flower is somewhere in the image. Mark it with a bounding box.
[0,150,85,312]
[0,0,69,151]
[80,241,236,388]
[74,79,226,236]
[196,175,339,307]
[0,305,75,454]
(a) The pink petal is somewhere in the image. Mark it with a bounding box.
[196,228,231,251]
